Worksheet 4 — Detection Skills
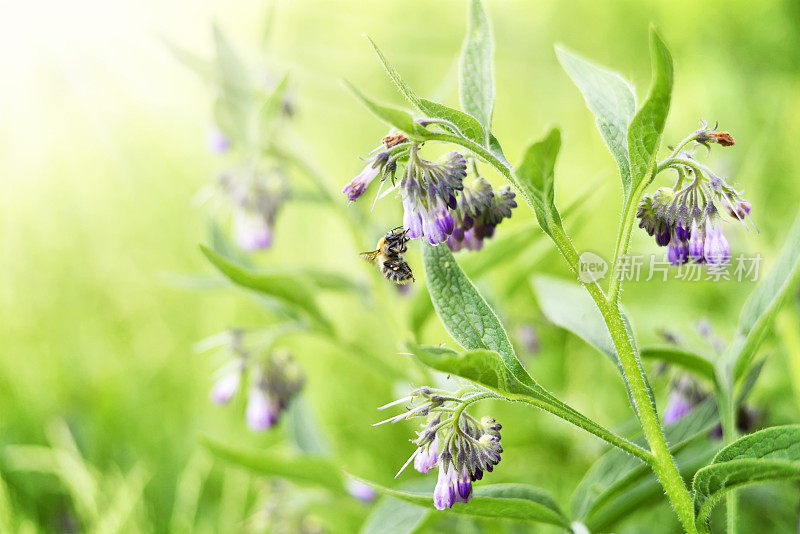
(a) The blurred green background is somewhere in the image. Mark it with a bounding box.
[2,0,800,531]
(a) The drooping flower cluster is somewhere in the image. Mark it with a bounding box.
[375,387,502,510]
[206,330,304,431]
[342,136,516,248]
[447,177,517,251]
[663,375,707,424]
[636,122,753,266]
[218,167,289,251]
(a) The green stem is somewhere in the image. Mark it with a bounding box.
[550,225,698,534]
[718,385,738,534]
[525,394,653,463]
[607,195,641,303]
[434,131,697,532]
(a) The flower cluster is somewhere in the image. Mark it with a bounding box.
[375,387,502,510]
[218,167,289,251]
[208,330,304,431]
[447,177,517,251]
[636,122,752,266]
[343,137,517,249]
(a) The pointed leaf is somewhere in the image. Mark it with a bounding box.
[204,438,346,493]
[692,425,800,530]
[556,46,635,194]
[459,0,495,140]
[732,209,800,381]
[639,346,717,385]
[344,81,430,139]
[531,275,655,407]
[627,27,673,196]
[515,128,562,235]
[358,479,570,527]
[411,345,544,400]
[200,245,332,333]
[421,242,535,389]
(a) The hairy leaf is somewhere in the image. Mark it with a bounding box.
[411,345,543,399]
[359,479,570,527]
[344,81,429,139]
[627,27,673,197]
[639,346,717,385]
[515,128,563,235]
[200,245,332,333]
[421,242,534,389]
[556,45,635,194]
[732,209,800,381]
[459,0,495,140]
[204,438,345,494]
[418,98,486,146]
[692,425,800,530]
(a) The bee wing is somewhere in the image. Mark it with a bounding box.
[360,250,382,265]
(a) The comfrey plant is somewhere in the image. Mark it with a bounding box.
[176,5,800,534]
[375,387,503,510]
[635,121,752,266]
[176,25,298,252]
[199,329,304,431]
[335,2,800,533]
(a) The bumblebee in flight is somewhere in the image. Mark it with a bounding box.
[360,227,414,284]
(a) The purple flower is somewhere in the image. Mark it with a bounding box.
[233,208,273,251]
[414,435,440,473]
[667,240,690,266]
[210,368,241,405]
[688,220,706,263]
[446,178,515,252]
[342,152,389,202]
[207,128,231,154]
[433,465,462,510]
[703,221,731,265]
[399,150,466,245]
[664,390,694,424]
[246,385,278,430]
[346,479,377,502]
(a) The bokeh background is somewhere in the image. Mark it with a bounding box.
[2,0,800,532]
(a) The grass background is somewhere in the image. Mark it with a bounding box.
[1,0,799,531]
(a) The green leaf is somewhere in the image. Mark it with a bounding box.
[531,275,655,408]
[366,36,493,150]
[361,495,429,534]
[411,345,543,400]
[626,27,673,197]
[417,98,486,146]
[204,438,346,494]
[164,39,215,84]
[359,480,570,528]
[459,0,495,140]
[571,399,718,523]
[213,24,252,99]
[692,425,800,530]
[257,73,290,141]
[514,128,563,235]
[555,46,635,194]
[286,397,330,455]
[732,209,800,381]
[344,80,430,139]
[364,36,423,111]
[420,242,535,389]
[639,346,717,385]
[200,245,332,333]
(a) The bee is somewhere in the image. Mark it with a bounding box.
[360,227,415,284]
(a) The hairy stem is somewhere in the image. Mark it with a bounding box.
[440,132,697,531]
[549,225,698,534]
